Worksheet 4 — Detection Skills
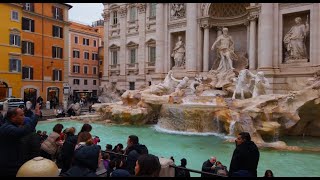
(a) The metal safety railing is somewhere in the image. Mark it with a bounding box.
[102,150,227,177]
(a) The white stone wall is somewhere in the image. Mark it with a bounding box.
[101,3,320,93]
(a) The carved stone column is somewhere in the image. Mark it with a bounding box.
[186,3,198,72]
[102,11,110,80]
[119,5,127,76]
[248,14,258,70]
[258,3,274,69]
[202,24,210,72]
[155,3,164,73]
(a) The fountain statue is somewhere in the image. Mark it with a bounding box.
[90,65,320,152]
[232,70,270,99]
[98,83,122,103]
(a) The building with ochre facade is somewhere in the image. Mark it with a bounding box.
[0,3,23,99]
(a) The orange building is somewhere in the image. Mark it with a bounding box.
[21,3,72,107]
[92,20,105,86]
[69,20,103,100]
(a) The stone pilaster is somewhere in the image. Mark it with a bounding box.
[155,3,164,73]
[185,3,198,72]
[202,24,210,72]
[258,3,274,70]
[102,11,110,81]
[248,14,258,70]
[119,5,127,76]
[138,3,146,75]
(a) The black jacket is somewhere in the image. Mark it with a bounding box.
[19,132,41,163]
[201,160,215,177]
[229,141,260,177]
[125,144,148,175]
[61,145,100,177]
[175,165,190,177]
[0,113,4,126]
[0,114,39,176]
[59,134,78,173]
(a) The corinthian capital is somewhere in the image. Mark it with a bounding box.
[102,11,110,21]
[248,13,259,21]
[119,5,127,18]
[201,23,211,29]
[136,3,146,14]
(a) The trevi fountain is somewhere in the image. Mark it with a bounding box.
[38,3,320,177]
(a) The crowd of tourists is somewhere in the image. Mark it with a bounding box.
[0,103,274,177]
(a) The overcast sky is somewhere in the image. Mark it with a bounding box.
[68,3,104,25]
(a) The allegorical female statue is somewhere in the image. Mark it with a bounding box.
[171,36,186,68]
[283,16,309,61]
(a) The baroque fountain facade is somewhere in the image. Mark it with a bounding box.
[89,3,320,152]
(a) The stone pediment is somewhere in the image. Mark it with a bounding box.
[109,43,120,49]
[126,41,139,47]
[145,38,156,44]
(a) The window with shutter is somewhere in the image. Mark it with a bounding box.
[22,67,26,79]
[59,48,63,59]
[22,18,28,30]
[10,34,14,45]
[52,70,55,80]
[10,34,20,46]
[31,42,34,55]
[52,46,56,58]
[83,38,85,45]
[75,36,78,43]
[30,3,34,12]
[59,27,63,38]
[22,41,26,54]
[31,20,34,32]
[30,68,33,80]
[59,70,62,81]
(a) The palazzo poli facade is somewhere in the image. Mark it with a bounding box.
[101,3,320,94]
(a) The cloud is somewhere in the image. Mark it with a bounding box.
[68,3,104,25]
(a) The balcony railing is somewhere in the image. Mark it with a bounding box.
[126,63,138,75]
[109,64,120,76]
[145,61,155,74]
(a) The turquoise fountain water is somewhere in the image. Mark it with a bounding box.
[37,120,320,177]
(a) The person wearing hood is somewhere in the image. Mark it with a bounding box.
[59,127,78,173]
[60,144,102,177]
[229,132,260,177]
[124,135,149,175]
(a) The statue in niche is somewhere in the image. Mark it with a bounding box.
[211,27,238,72]
[171,4,185,19]
[171,36,186,68]
[283,16,309,61]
